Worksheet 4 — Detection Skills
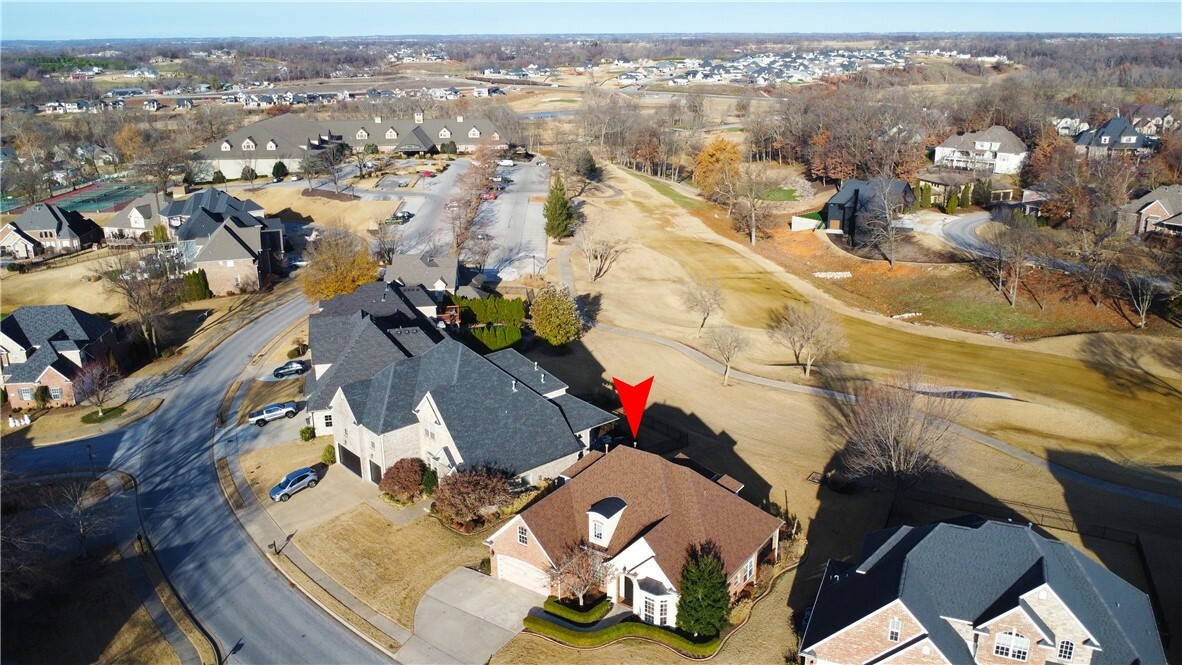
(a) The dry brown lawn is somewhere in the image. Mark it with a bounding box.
[0,548,179,665]
[240,187,403,237]
[294,505,487,629]
[0,252,127,316]
[236,376,305,425]
[241,438,330,503]
[0,399,149,446]
[491,567,799,665]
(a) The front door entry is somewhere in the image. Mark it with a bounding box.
[622,576,634,607]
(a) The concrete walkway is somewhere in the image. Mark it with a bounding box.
[395,568,544,665]
[556,242,1182,510]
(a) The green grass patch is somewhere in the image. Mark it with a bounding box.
[543,596,612,625]
[623,170,707,212]
[722,126,744,133]
[547,98,579,103]
[523,615,720,657]
[759,188,797,202]
[80,405,125,424]
[799,211,824,222]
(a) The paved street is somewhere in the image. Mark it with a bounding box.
[4,295,390,664]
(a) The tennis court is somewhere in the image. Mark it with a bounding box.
[43,182,157,213]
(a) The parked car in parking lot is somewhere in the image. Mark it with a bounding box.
[269,467,318,502]
[496,159,515,167]
[249,402,299,427]
[489,184,506,191]
[389,210,414,223]
[419,170,436,178]
[480,191,497,201]
[289,175,301,181]
[271,177,282,183]
[273,360,307,379]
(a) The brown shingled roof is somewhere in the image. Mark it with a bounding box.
[522,447,783,589]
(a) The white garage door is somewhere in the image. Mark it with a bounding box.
[497,555,550,595]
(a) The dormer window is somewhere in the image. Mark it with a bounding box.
[1100,136,1110,144]
[468,128,481,138]
[1121,136,1136,144]
[439,127,451,139]
[266,140,277,151]
[356,129,368,140]
[242,138,255,151]
[592,520,604,541]
[386,128,397,139]
[221,141,231,152]
[492,132,501,141]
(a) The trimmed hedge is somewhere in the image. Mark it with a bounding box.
[469,325,522,352]
[522,615,720,657]
[452,295,525,326]
[543,596,612,625]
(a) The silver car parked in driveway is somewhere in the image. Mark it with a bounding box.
[269,467,318,502]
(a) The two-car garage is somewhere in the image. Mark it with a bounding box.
[494,555,551,596]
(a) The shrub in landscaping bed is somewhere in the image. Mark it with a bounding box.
[81,405,126,424]
[321,443,335,465]
[468,325,522,352]
[301,426,316,442]
[380,457,427,501]
[543,596,612,625]
[522,615,720,657]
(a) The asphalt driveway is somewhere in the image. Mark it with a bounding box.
[394,567,544,665]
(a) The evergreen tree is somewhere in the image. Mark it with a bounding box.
[543,177,575,239]
[272,161,289,179]
[676,542,730,638]
[530,284,581,347]
[946,193,959,215]
[920,183,931,209]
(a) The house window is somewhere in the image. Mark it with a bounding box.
[267,140,277,151]
[1058,641,1074,661]
[242,140,255,151]
[324,415,333,427]
[234,275,241,287]
[386,129,397,139]
[439,129,451,139]
[659,600,668,626]
[369,440,375,450]
[468,128,480,138]
[888,617,901,642]
[1100,136,1110,145]
[1121,136,1136,144]
[517,526,528,546]
[994,631,1030,661]
[18,388,33,401]
[742,557,755,582]
[49,388,63,400]
[225,259,235,268]
[643,597,655,624]
[356,130,368,140]
[221,141,231,152]
[592,520,603,541]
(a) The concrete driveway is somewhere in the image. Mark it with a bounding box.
[394,568,544,665]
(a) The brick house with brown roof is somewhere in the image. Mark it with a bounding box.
[484,446,784,626]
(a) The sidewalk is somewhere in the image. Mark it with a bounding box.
[213,425,412,653]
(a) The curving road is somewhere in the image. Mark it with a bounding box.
[5,295,389,664]
[936,211,994,257]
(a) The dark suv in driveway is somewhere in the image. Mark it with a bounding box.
[273,361,307,379]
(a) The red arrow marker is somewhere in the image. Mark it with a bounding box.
[612,376,653,439]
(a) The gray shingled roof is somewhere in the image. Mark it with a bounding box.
[937,125,1028,154]
[310,281,432,369]
[1,305,114,351]
[104,193,161,232]
[196,113,509,162]
[550,393,617,433]
[1120,184,1182,219]
[801,518,1165,664]
[1075,117,1148,150]
[485,348,569,395]
[307,312,418,410]
[383,253,459,292]
[11,203,100,241]
[161,188,263,219]
[345,339,589,475]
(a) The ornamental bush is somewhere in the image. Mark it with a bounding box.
[321,443,336,465]
[380,458,427,501]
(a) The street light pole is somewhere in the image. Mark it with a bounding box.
[86,443,95,478]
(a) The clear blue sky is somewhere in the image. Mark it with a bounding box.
[2,1,1180,41]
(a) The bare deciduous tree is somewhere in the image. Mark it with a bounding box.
[45,478,117,558]
[707,325,749,386]
[838,371,964,495]
[863,174,907,269]
[94,248,181,356]
[432,466,513,525]
[767,302,845,377]
[75,361,122,417]
[681,280,724,338]
[1114,241,1176,329]
[372,217,406,264]
[575,223,624,282]
[984,213,1041,308]
[549,541,611,608]
[732,163,775,245]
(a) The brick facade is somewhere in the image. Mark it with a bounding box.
[488,517,555,593]
[807,600,925,665]
[977,606,1052,665]
[198,260,260,296]
[6,367,76,410]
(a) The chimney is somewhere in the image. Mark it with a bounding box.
[414,112,423,124]
[374,116,382,124]
[456,114,464,123]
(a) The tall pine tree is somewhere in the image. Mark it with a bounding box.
[676,542,730,638]
[543,177,575,239]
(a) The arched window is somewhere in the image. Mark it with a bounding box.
[994,631,1030,661]
[1057,640,1074,662]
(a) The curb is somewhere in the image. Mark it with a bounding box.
[15,398,164,448]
